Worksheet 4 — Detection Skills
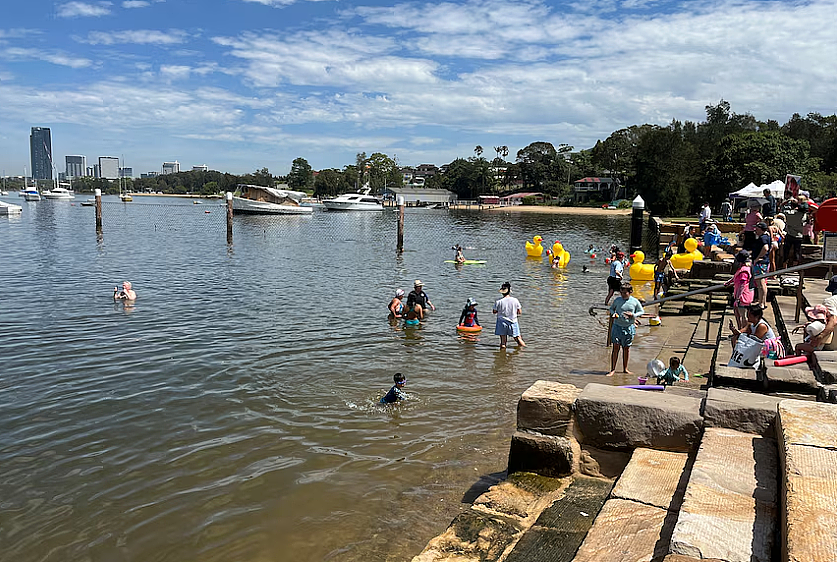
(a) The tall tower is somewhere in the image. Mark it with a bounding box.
[30,127,53,180]
[65,155,87,178]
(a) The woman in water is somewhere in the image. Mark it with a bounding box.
[388,289,405,318]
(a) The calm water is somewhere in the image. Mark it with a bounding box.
[0,196,634,562]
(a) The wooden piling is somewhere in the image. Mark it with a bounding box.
[397,195,405,254]
[95,189,103,234]
[226,192,233,244]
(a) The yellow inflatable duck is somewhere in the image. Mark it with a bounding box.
[670,238,700,270]
[526,235,544,257]
[628,250,655,281]
[550,241,571,267]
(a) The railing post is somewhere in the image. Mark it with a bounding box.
[397,195,405,254]
[226,192,233,244]
[705,292,711,341]
[795,270,804,322]
[95,188,102,234]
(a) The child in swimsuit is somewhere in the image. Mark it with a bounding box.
[380,373,407,404]
[404,293,421,325]
[458,298,480,327]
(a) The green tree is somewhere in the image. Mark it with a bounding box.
[366,152,400,192]
[516,141,558,191]
[634,124,700,216]
[314,168,341,197]
[287,158,313,191]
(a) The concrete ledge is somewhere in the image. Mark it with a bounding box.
[572,499,672,562]
[703,388,782,437]
[669,428,777,562]
[612,448,689,511]
[764,366,819,394]
[713,363,761,391]
[517,381,581,437]
[507,431,573,478]
[573,384,703,452]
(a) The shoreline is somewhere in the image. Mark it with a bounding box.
[450,204,631,215]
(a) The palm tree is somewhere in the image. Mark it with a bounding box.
[474,145,483,158]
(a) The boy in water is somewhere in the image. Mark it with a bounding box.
[380,373,407,404]
[459,298,480,327]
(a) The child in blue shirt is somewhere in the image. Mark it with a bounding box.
[380,373,407,404]
[657,356,689,385]
[458,298,480,327]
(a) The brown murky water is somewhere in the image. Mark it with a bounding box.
[0,198,636,561]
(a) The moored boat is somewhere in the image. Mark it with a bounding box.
[0,200,23,215]
[232,184,313,215]
[323,186,383,211]
[43,187,75,200]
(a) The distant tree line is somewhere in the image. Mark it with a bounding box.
[61,101,837,216]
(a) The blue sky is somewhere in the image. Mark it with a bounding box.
[1,0,835,176]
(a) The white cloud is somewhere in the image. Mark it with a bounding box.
[79,29,189,45]
[56,1,112,18]
[0,47,93,68]
[122,0,150,7]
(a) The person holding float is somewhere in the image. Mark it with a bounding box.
[113,281,136,301]
[607,282,644,377]
[493,282,525,349]
[458,298,481,332]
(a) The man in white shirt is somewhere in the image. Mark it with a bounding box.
[493,281,526,349]
[698,202,711,231]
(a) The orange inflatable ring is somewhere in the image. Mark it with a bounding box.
[456,325,482,333]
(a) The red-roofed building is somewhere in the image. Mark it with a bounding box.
[573,177,616,203]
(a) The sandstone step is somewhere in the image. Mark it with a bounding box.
[777,400,837,562]
[660,300,685,316]
[504,476,613,562]
[516,381,581,437]
[669,427,778,562]
[763,365,819,394]
[571,499,672,562]
[702,387,783,437]
[812,350,837,384]
[574,384,703,453]
[611,448,690,510]
[712,363,761,391]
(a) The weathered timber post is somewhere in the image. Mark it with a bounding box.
[795,270,804,322]
[630,195,644,254]
[397,195,405,254]
[226,192,233,244]
[705,292,711,341]
[95,189,103,234]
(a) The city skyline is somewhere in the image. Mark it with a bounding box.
[2,1,837,176]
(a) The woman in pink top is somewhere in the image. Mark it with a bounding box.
[725,250,754,329]
[741,199,762,253]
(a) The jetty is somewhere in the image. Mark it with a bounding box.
[411,276,837,562]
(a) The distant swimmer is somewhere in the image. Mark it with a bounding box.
[113,281,136,301]
[380,373,407,404]
[582,265,589,273]
[453,244,465,264]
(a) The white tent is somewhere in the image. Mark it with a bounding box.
[729,179,785,198]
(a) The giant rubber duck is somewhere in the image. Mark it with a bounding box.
[526,236,544,257]
[628,250,655,281]
[670,238,700,270]
[550,241,571,267]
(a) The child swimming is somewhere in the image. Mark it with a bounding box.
[458,298,480,327]
[380,373,407,404]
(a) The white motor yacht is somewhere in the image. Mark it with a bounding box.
[0,200,23,215]
[22,188,41,201]
[232,184,313,215]
[42,187,75,200]
[323,186,383,211]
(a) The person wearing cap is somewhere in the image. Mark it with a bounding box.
[388,288,406,318]
[793,304,831,356]
[782,199,806,268]
[607,282,644,376]
[752,222,771,308]
[493,282,525,349]
[458,298,480,328]
[407,280,435,318]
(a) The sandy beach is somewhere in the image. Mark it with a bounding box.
[450,204,631,215]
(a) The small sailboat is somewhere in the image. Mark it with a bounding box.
[119,157,132,201]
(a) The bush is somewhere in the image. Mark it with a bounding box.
[522,196,539,205]
[617,200,632,209]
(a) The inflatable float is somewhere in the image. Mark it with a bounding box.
[628,251,655,281]
[670,238,701,270]
[444,260,487,264]
[549,241,571,267]
[525,236,544,257]
[456,325,482,333]
[773,355,808,367]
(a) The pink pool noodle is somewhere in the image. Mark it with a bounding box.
[773,355,808,366]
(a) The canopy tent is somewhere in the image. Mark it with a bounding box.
[728,179,785,199]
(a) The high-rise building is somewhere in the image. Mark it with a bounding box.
[192,164,209,172]
[119,167,133,178]
[65,155,87,178]
[141,171,159,179]
[162,161,180,175]
[99,157,120,180]
[93,165,101,178]
[30,127,53,180]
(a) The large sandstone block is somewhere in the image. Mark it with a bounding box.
[703,388,782,437]
[781,444,837,562]
[612,448,689,511]
[517,381,581,436]
[507,431,573,478]
[712,363,760,391]
[764,366,819,393]
[812,350,837,384]
[573,384,703,452]
[572,499,671,562]
[777,399,837,449]
[669,428,777,562]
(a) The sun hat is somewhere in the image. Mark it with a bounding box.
[805,304,828,321]
[414,279,423,287]
[499,282,511,294]
[827,275,837,294]
[756,221,768,231]
[466,298,478,307]
[395,289,405,297]
[735,249,750,262]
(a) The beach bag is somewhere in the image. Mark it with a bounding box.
[729,333,762,369]
[761,337,786,360]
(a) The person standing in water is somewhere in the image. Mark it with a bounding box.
[408,280,435,315]
[607,283,643,376]
[493,282,525,349]
[113,281,136,301]
[388,289,405,318]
